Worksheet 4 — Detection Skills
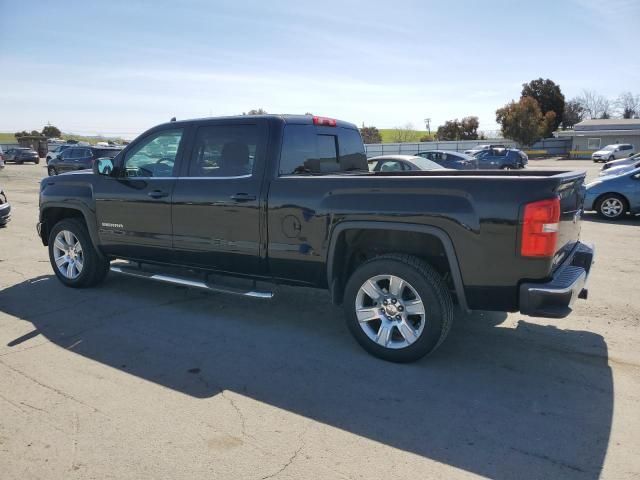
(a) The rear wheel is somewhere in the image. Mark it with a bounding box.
[343,254,454,362]
[596,194,627,220]
[48,218,110,287]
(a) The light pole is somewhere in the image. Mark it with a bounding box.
[424,118,431,135]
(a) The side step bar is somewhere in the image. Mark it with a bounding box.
[110,265,274,299]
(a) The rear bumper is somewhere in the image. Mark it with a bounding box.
[519,242,594,318]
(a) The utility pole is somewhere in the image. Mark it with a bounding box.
[424,118,431,135]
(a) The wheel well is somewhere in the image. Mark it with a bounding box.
[594,192,629,211]
[40,207,85,245]
[330,229,456,305]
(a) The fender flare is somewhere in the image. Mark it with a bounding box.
[40,201,104,258]
[326,221,469,312]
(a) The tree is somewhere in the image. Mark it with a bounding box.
[243,108,267,115]
[495,96,545,146]
[521,78,565,135]
[615,92,640,119]
[359,126,382,144]
[42,125,61,138]
[577,90,610,119]
[435,116,479,140]
[561,99,585,129]
[392,123,414,143]
[14,131,30,139]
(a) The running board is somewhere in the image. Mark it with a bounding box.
[109,265,274,299]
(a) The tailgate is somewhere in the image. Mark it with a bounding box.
[553,172,586,269]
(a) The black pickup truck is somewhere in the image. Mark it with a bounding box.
[38,115,594,362]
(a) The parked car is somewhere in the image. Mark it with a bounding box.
[585,167,640,219]
[4,147,40,164]
[46,144,72,164]
[367,155,446,172]
[591,144,636,163]
[0,186,10,226]
[415,150,478,169]
[47,146,123,175]
[464,144,506,155]
[601,152,640,172]
[473,148,528,169]
[0,147,4,169]
[37,114,594,363]
[599,159,640,177]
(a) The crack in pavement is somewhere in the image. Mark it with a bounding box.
[259,423,312,480]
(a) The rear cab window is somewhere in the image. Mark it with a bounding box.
[279,125,366,175]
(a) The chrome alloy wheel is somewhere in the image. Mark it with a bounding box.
[355,274,426,349]
[600,198,624,218]
[53,230,84,279]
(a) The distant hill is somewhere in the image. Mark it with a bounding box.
[0,132,127,145]
[377,129,434,143]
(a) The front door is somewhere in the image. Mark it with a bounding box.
[94,128,185,261]
[171,121,267,276]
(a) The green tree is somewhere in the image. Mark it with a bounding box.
[14,130,30,139]
[561,99,585,129]
[243,108,267,115]
[521,78,565,135]
[496,97,546,146]
[359,126,382,144]
[435,116,479,140]
[42,125,61,138]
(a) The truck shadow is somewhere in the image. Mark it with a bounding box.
[0,275,612,480]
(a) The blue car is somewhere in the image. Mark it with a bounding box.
[584,166,640,219]
[473,148,528,169]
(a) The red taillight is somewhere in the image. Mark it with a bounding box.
[521,198,560,257]
[312,116,337,127]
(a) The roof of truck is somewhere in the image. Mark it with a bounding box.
[157,114,358,130]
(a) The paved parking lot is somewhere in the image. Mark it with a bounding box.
[0,159,638,480]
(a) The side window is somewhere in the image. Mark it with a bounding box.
[188,124,261,177]
[70,149,84,159]
[278,125,338,174]
[379,161,403,172]
[337,128,366,171]
[123,129,183,178]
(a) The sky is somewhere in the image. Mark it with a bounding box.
[1,0,639,139]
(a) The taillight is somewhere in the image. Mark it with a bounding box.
[312,116,337,127]
[521,198,560,257]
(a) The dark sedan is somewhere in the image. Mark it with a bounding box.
[473,148,528,169]
[4,147,40,164]
[367,155,446,172]
[48,146,123,176]
[415,150,478,169]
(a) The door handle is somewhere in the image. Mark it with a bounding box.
[148,190,169,199]
[230,193,256,202]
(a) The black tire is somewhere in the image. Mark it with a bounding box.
[48,218,110,288]
[343,253,454,363]
[34,158,40,164]
[608,156,614,162]
[48,166,57,176]
[595,193,628,220]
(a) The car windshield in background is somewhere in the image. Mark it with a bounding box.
[602,146,616,151]
[411,157,445,170]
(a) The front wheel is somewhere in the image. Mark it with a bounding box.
[596,194,627,220]
[48,218,110,287]
[47,166,57,176]
[34,158,40,164]
[343,254,454,362]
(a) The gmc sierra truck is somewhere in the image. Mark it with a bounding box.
[38,115,594,362]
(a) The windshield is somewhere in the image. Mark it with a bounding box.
[601,145,616,151]
[410,157,445,170]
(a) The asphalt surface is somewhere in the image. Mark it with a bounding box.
[0,159,638,480]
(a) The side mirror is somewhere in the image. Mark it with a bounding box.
[94,158,114,176]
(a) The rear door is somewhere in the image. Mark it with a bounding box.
[94,128,185,260]
[170,120,268,275]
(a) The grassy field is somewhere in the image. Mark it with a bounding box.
[0,132,126,145]
[378,129,434,143]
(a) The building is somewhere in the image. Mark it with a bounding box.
[557,119,640,158]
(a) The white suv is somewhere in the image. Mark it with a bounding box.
[592,144,636,162]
